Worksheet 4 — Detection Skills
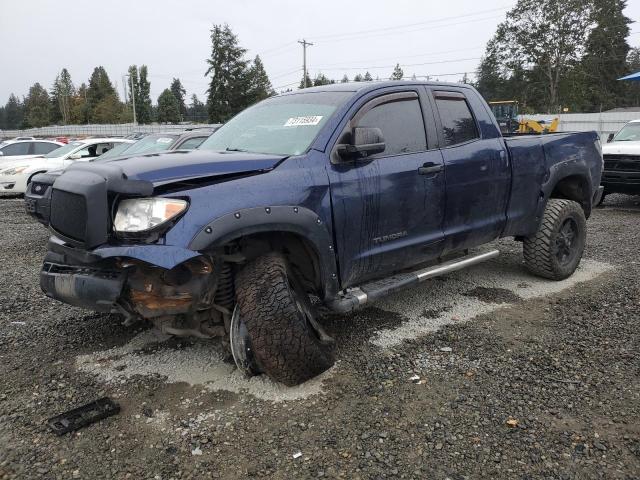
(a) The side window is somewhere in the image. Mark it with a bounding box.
[177,137,206,150]
[33,142,59,155]
[434,95,479,146]
[0,142,30,156]
[95,143,112,155]
[356,97,427,156]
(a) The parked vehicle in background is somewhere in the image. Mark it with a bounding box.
[26,128,219,223]
[0,140,64,161]
[600,119,640,204]
[0,138,128,194]
[38,81,602,386]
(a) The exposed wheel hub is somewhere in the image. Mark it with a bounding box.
[229,306,262,377]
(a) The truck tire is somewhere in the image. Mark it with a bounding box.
[523,199,586,280]
[234,253,335,386]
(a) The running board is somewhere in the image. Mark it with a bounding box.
[327,249,499,313]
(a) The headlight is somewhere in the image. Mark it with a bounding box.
[1,166,28,175]
[113,197,188,233]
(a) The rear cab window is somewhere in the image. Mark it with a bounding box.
[433,91,480,147]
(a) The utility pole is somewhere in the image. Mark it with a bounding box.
[298,39,313,88]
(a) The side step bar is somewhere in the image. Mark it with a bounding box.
[327,249,499,313]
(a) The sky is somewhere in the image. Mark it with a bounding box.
[1,0,639,105]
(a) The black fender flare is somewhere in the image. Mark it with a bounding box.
[534,162,594,229]
[189,206,340,299]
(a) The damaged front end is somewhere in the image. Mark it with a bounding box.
[41,239,235,340]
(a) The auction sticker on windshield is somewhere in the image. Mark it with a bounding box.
[284,116,323,127]
[156,137,174,144]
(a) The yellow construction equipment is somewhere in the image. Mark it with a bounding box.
[488,100,559,135]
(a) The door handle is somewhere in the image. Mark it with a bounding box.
[418,162,443,175]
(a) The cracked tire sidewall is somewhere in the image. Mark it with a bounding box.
[235,253,335,386]
[523,198,587,280]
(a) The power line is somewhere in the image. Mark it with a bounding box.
[309,5,512,41]
[313,14,506,44]
[314,56,482,72]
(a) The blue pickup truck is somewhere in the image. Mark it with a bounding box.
[37,81,603,385]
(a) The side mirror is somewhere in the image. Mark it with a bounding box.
[336,126,386,161]
[0,151,4,156]
[68,152,82,160]
[607,133,615,143]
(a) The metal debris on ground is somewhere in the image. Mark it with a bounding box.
[292,451,302,459]
[47,397,120,435]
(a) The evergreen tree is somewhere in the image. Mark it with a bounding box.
[206,24,251,122]
[363,71,373,81]
[170,78,187,119]
[390,64,404,80]
[137,65,153,124]
[157,89,181,123]
[340,75,349,83]
[578,0,631,111]
[626,47,640,107]
[50,68,75,124]
[4,94,24,129]
[86,66,122,123]
[0,106,5,130]
[24,83,51,127]
[188,94,208,122]
[70,83,89,124]
[353,74,364,82]
[126,64,139,121]
[298,72,313,89]
[246,55,274,104]
[313,73,334,86]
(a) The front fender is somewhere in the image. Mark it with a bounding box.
[189,205,340,299]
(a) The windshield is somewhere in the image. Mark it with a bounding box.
[118,134,179,156]
[613,123,640,142]
[44,141,84,158]
[199,91,352,156]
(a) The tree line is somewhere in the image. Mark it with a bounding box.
[475,0,640,113]
[0,65,212,129]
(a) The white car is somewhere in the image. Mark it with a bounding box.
[600,119,640,203]
[0,139,64,162]
[0,138,129,194]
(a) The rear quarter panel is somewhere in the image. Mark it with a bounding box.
[502,131,602,237]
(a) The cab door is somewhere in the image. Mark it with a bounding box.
[327,90,446,288]
[430,89,510,252]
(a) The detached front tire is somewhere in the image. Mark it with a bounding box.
[523,199,586,280]
[233,253,335,386]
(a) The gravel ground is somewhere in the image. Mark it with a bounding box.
[0,194,639,479]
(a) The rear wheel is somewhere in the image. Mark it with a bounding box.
[523,199,586,280]
[232,253,335,386]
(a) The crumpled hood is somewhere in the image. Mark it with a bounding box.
[65,149,287,185]
[602,141,640,155]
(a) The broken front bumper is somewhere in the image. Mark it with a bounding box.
[40,236,215,317]
[41,258,125,313]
